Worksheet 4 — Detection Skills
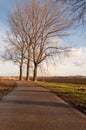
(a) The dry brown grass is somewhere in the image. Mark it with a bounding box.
[0,79,16,99]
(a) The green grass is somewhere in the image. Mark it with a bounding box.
[37,81,86,104]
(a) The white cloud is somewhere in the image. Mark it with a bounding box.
[50,37,62,44]
[0,61,19,76]
[74,60,86,67]
[47,37,63,48]
[0,22,9,52]
[0,22,8,36]
[67,48,82,57]
[38,47,86,76]
[72,47,86,67]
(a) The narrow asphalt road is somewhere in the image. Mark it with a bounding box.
[0,81,86,130]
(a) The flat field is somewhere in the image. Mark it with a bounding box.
[37,81,86,114]
[0,79,16,99]
[37,76,86,84]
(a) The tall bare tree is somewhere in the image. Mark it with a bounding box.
[27,0,72,81]
[4,2,32,80]
[2,3,28,80]
[3,0,72,81]
[2,32,26,80]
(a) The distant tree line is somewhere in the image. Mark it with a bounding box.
[2,0,72,81]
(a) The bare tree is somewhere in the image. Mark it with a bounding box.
[22,5,33,81]
[3,2,32,80]
[69,0,86,23]
[27,0,72,81]
[3,0,72,81]
[2,32,26,80]
[56,0,86,23]
[2,2,30,80]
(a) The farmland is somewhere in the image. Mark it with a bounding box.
[0,79,16,99]
[36,76,86,84]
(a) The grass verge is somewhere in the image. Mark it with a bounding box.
[0,79,16,99]
[37,81,86,115]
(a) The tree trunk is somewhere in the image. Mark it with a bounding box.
[19,64,23,80]
[19,52,24,80]
[26,58,30,81]
[26,50,30,81]
[33,63,38,81]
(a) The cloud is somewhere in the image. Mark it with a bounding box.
[0,22,8,38]
[38,46,86,76]
[39,60,86,76]
[49,37,63,45]
[67,48,82,57]
[0,22,9,52]
[0,61,19,76]
[72,47,86,67]
[74,60,86,67]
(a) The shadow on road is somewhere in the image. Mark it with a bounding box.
[9,90,49,93]
[1,98,70,108]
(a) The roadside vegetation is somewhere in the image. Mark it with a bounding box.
[0,79,16,99]
[37,81,86,114]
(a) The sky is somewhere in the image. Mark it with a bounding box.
[0,0,86,77]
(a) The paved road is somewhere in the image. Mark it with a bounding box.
[0,81,86,130]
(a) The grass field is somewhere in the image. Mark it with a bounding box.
[37,81,86,114]
[0,79,16,99]
[36,76,86,84]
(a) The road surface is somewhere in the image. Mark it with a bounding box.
[0,81,86,130]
